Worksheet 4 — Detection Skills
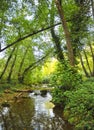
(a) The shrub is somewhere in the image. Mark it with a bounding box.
[52,87,65,106]
[51,61,82,106]
[50,61,82,90]
[64,81,94,130]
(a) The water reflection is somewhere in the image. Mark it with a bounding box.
[0,92,73,130]
[29,92,54,118]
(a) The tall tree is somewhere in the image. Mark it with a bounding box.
[54,0,75,66]
[0,46,16,79]
[7,47,18,82]
[91,0,94,18]
[18,46,29,82]
[79,51,89,77]
[88,42,94,76]
[72,0,93,76]
[50,2,64,61]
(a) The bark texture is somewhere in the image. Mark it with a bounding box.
[55,0,75,66]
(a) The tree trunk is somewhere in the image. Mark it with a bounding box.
[20,54,49,83]
[7,48,18,82]
[79,51,89,77]
[50,1,64,61]
[18,46,29,82]
[91,0,94,19]
[83,49,92,76]
[55,0,75,66]
[51,28,64,61]
[0,46,16,80]
[0,43,1,51]
[88,43,94,76]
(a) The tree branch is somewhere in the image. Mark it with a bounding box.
[0,22,61,53]
[20,52,50,83]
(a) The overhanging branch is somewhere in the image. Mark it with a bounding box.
[0,22,61,53]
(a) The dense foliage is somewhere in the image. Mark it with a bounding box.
[0,0,94,129]
[50,61,82,89]
[64,79,94,130]
[50,63,94,129]
[50,61,82,104]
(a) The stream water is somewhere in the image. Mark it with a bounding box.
[0,91,73,130]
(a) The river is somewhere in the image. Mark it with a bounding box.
[0,91,73,130]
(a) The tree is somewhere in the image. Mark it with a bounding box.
[18,46,29,82]
[54,0,75,66]
[0,46,16,79]
[91,0,94,18]
[7,47,18,82]
[50,1,64,61]
[64,0,94,77]
[0,0,94,83]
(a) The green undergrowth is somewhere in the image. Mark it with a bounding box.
[50,61,82,106]
[49,61,94,130]
[52,78,94,130]
[0,82,28,92]
[64,79,94,130]
[0,81,52,96]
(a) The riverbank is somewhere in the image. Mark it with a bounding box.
[52,78,94,130]
[0,82,53,106]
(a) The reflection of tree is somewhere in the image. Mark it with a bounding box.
[31,113,65,130]
[53,107,73,130]
[0,96,73,130]
[1,98,35,130]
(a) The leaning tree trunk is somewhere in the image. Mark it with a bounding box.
[0,46,16,80]
[18,46,29,82]
[55,0,75,66]
[20,54,49,83]
[79,51,89,77]
[88,43,94,76]
[50,2,64,61]
[7,48,18,82]
[83,49,92,76]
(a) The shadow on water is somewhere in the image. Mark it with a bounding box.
[0,91,73,130]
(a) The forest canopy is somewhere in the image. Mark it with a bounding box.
[0,0,94,83]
